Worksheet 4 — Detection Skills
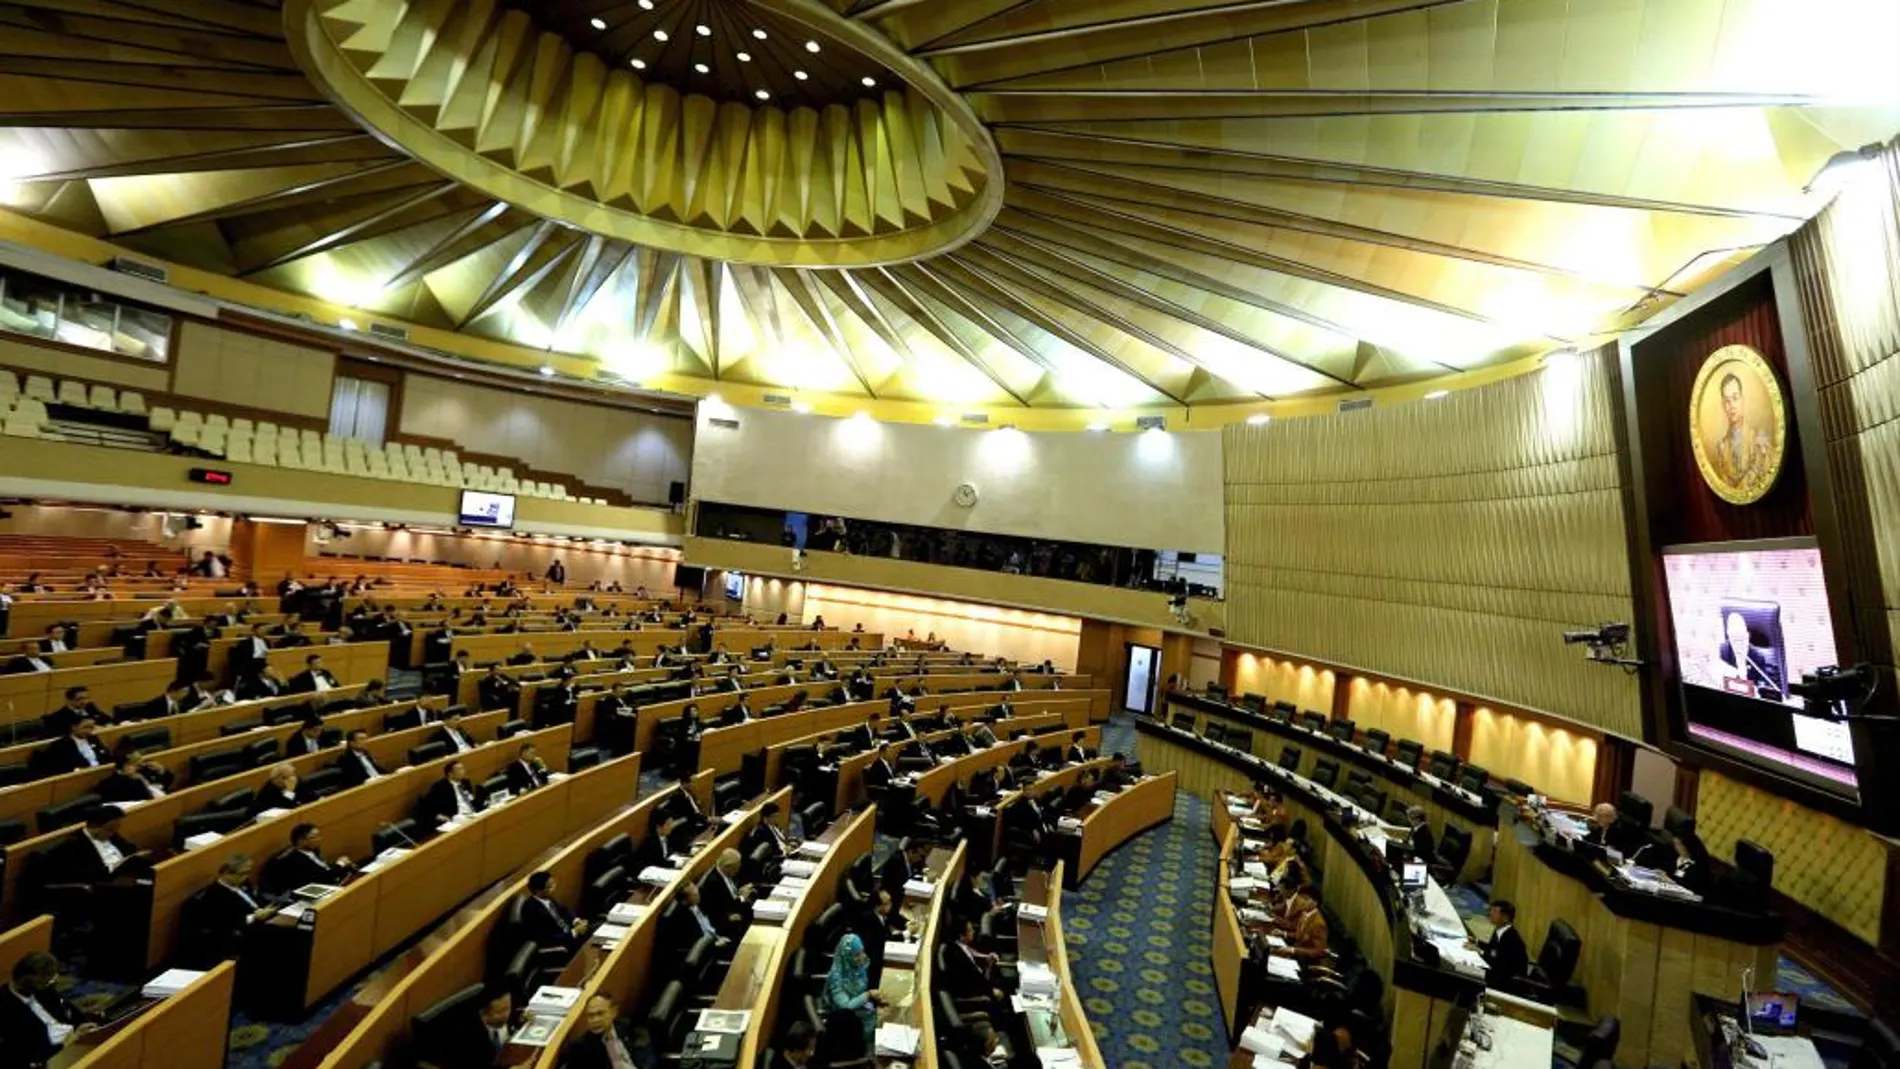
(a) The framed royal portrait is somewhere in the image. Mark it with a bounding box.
[1688,344,1788,505]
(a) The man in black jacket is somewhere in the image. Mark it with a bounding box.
[478,666,520,713]
[137,679,195,722]
[506,644,538,667]
[560,996,651,1069]
[262,823,352,896]
[236,664,289,701]
[518,870,585,953]
[0,951,93,1063]
[504,743,551,794]
[1474,899,1529,988]
[97,752,170,803]
[190,853,278,965]
[288,654,338,694]
[32,717,108,775]
[419,985,521,1069]
[231,624,274,680]
[420,760,488,827]
[435,710,478,754]
[43,687,109,732]
[696,849,753,939]
[49,807,149,885]
[285,715,329,757]
[274,621,312,648]
[335,729,386,787]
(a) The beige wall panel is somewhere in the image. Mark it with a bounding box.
[1345,677,1457,755]
[1232,650,1339,717]
[798,581,1083,670]
[1466,704,1598,805]
[398,373,693,504]
[1222,349,1641,737]
[0,503,232,554]
[308,527,681,590]
[690,406,1225,554]
[173,321,335,418]
[0,336,169,391]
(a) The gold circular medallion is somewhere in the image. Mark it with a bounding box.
[1688,344,1787,505]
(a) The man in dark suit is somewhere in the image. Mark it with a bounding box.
[275,621,312,648]
[420,761,487,827]
[4,649,56,673]
[49,807,149,885]
[1474,899,1529,988]
[231,624,274,680]
[477,666,519,713]
[44,687,108,731]
[696,849,753,939]
[285,715,329,757]
[518,870,585,953]
[435,710,478,754]
[878,838,930,897]
[864,744,899,797]
[0,951,92,1063]
[250,763,307,817]
[98,752,169,803]
[135,679,194,722]
[236,664,289,701]
[939,916,1009,1005]
[662,777,710,836]
[335,729,386,787]
[1406,807,1436,867]
[419,985,521,1069]
[191,853,279,965]
[1063,733,1090,765]
[263,823,352,896]
[633,814,691,874]
[288,654,338,694]
[743,803,796,859]
[507,644,538,667]
[561,996,653,1069]
[504,743,550,794]
[32,717,108,775]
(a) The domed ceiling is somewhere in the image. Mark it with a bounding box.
[0,0,1896,410]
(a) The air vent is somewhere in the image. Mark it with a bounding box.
[1338,398,1374,413]
[110,257,169,285]
[367,322,409,342]
[960,413,989,425]
[1135,415,1167,430]
[762,393,793,406]
[708,417,740,430]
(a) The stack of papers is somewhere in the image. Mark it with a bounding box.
[607,902,647,925]
[182,831,224,851]
[1269,1007,1319,1053]
[875,1023,921,1057]
[591,923,632,946]
[782,858,818,878]
[528,986,582,1015]
[696,1009,751,1034]
[1017,902,1049,922]
[885,940,921,965]
[1242,861,1268,878]
[752,898,791,922]
[510,1016,560,1047]
[1055,817,1083,832]
[719,811,747,826]
[769,883,803,902]
[141,968,203,998]
[797,840,830,859]
[1265,956,1301,981]
[1241,1025,1287,1060]
[1018,961,1060,998]
[1037,1047,1083,1068]
[1229,877,1260,897]
[902,878,935,899]
[253,808,295,823]
[638,866,683,886]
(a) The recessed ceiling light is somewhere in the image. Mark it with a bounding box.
[696,24,710,36]
[653,29,668,41]
[590,17,606,29]
[805,40,820,52]
[1245,413,1270,425]
[630,58,646,69]
[793,69,808,80]
[752,28,767,39]
[861,76,876,87]
[638,0,653,7]
[539,366,555,377]
[694,62,708,73]
[736,51,751,62]
[1425,389,1449,400]
[754,89,770,100]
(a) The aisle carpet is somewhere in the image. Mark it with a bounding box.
[1058,709,1232,1069]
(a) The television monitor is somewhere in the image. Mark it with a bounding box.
[1747,991,1798,1032]
[722,572,744,601]
[1401,861,1429,891]
[1662,541,1855,794]
[458,490,516,528]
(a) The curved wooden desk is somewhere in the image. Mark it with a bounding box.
[1017,864,1107,1067]
[1074,771,1177,884]
[53,960,235,1069]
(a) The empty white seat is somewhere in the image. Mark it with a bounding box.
[345,453,370,476]
[203,413,228,433]
[227,437,254,463]
[118,391,146,415]
[175,409,204,428]
[58,380,89,407]
[86,384,116,410]
[149,407,177,432]
[256,421,278,440]
[422,446,443,465]
[343,437,367,457]
[24,375,55,402]
[277,426,299,445]
[300,428,321,447]
[252,442,278,467]
[279,446,305,469]
[0,370,17,398]
[3,412,41,438]
[231,418,254,435]
[171,425,202,448]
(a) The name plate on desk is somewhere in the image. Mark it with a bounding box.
[638,866,683,886]
[782,859,817,878]
[796,840,830,859]
[902,878,935,900]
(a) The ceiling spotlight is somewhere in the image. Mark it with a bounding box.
[638,0,653,7]
[861,76,876,87]
[752,28,767,39]
[339,318,358,332]
[793,69,808,80]
[1245,413,1270,425]
[539,366,556,377]
[696,24,711,36]
[653,29,668,41]
[736,51,752,62]
[805,40,820,53]
[694,62,709,73]
[630,58,646,69]
[754,89,770,100]
[590,17,606,29]
[1425,389,1449,400]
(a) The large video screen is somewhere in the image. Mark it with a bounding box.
[1663,541,1855,793]
[458,490,516,529]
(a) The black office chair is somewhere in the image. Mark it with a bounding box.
[1329,717,1356,744]
[115,725,172,753]
[744,840,780,885]
[38,793,104,833]
[1428,750,1460,781]
[1617,790,1653,829]
[569,746,603,771]
[302,767,345,799]
[1394,739,1423,771]
[0,818,27,846]
[1225,730,1253,753]
[799,800,830,838]
[1575,1015,1620,1066]
[1849,1017,1900,1069]
[411,983,488,1067]
[1520,919,1586,1008]
[497,718,530,738]
[1663,805,1696,841]
[188,748,248,784]
[481,773,509,798]
[713,778,745,814]
[243,738,280,767]
[1278,745,1302,772]
[173,808,248,849]
[645,980,689,1055]
[1457,764,1488,796]
[1300,710,1326,733]
[1311,759,1339,790]
[1362,729,1390,757]
[1430,825,1472,885]
[680,934,721,997]
[206,787,253,813]
[218,719,262,736]
[371,819,420,854]
[1203,723,1226,745]
[407,740,451,766]
[585,865,629,917]
[382,708,424,732]
[585,833,635,885]
[112,700,150,722]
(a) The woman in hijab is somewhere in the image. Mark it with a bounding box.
[822,932,885,1051]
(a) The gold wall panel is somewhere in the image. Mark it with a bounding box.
[1221,348,1642,738]
[1695,770,1885,946]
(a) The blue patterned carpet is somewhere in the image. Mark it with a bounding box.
[1061,774,1231,1068]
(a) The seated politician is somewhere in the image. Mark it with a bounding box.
[49,806,152,885]
[517,871,586,953]
[420,760,488,827]
[262,822,353,896]
[97,751,171,803]
[560,995,656,1069]
[1716,609,1786,702]
[1,951,97,1064]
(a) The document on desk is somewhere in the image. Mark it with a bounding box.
[782,858,818,877]
[1240,1025,1285,1058]
[797,840,830,859]
[1269,1006,1318,1053]
[590,923,632,946]
[638,866,684,886]
[1751,1036,1827,1069]
[875,1023,921,1057]
[1018,903,1049,922]
[1265,956,1301,981]
[1036,1048,1083,1069]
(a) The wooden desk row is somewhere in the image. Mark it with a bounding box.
[0,640,389,728]
[528,787,798,1067]
[310,785,680,1069]
[448,630,686,679]
[52,961,236,1069]
[253,752,642,1017]
[0,694,447,826]
[0,707,509,930]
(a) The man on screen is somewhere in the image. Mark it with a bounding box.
[1718,610,1784,702]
